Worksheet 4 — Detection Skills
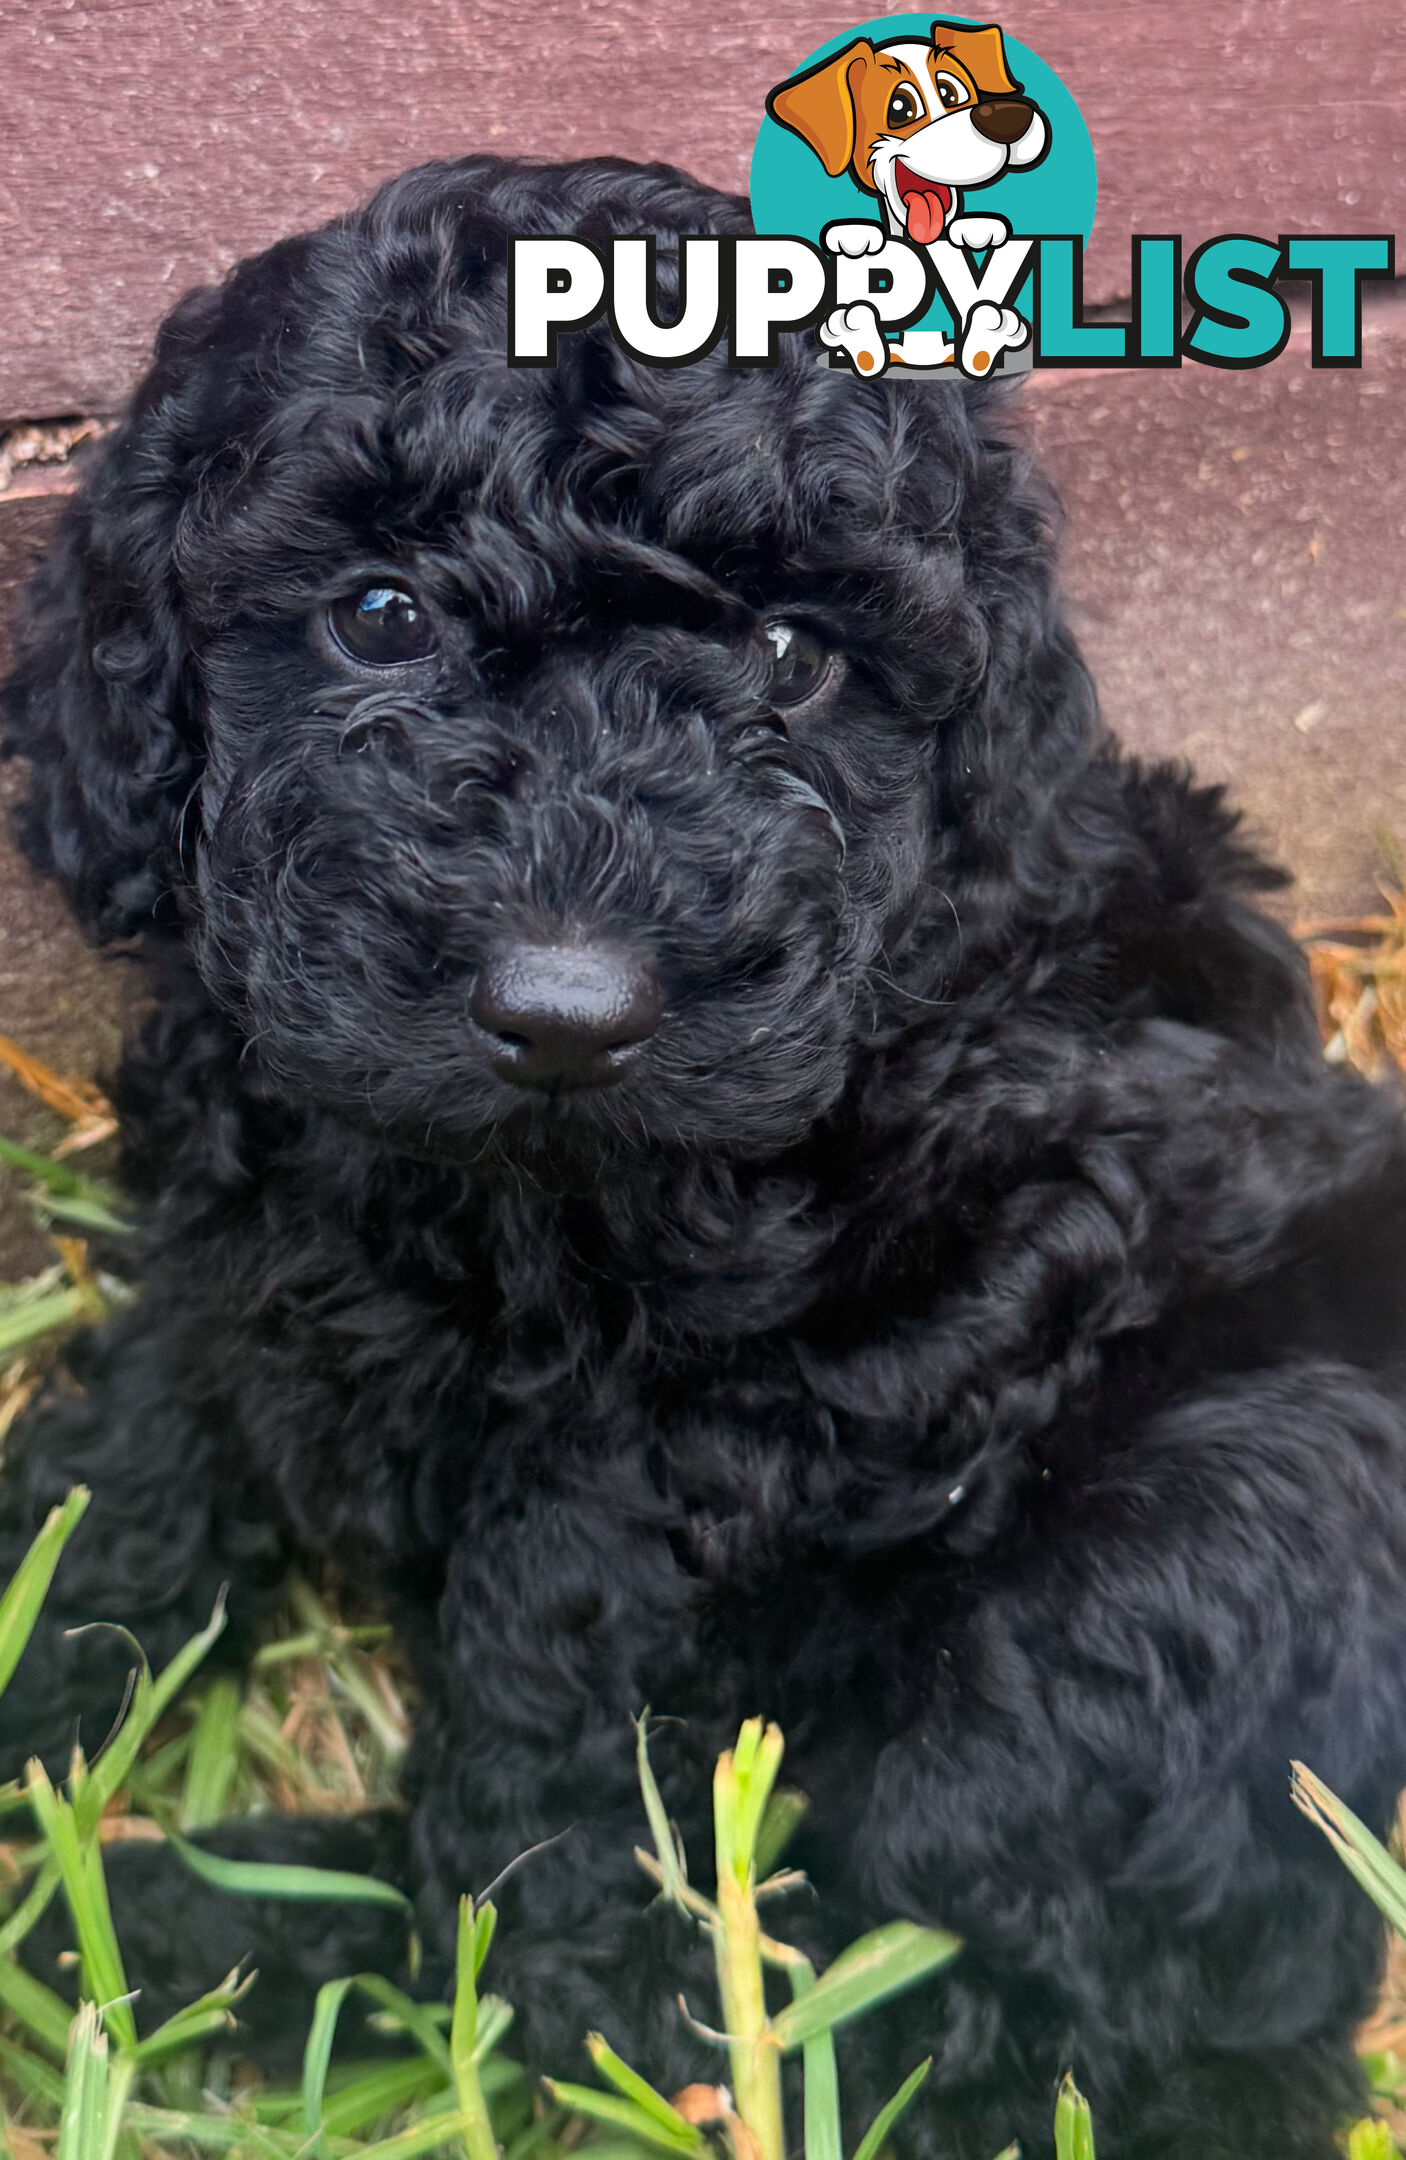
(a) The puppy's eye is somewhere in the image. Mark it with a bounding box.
[328,584,437,667]
[762,621,831,708]
[934,73,967,110]
[886,85,921,127]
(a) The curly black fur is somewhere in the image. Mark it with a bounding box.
[5,154,1406,2158]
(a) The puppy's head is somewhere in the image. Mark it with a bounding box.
[3,155,1089,1171]
[768,20,1048,242]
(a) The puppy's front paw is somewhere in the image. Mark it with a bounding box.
[946,213,1011,254]
[959,301,1029,377]
[818,302,889,377]
[821,220,888,259]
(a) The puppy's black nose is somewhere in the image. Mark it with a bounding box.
[471,944,662,1090]
[971,97,1035,144]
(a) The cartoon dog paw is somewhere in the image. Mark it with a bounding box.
[946,213,1012,254]
[819,302,890,377]
[821,220,888,259]
[958,301,1029,378]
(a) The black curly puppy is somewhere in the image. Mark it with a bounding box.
[5,153,1406,2159]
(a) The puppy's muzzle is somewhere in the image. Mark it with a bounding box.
[471,943,662,1092]
[971,97,1036,144]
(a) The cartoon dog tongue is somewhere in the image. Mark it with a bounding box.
[905,187,947,245]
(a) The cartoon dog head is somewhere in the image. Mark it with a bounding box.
[767,19,1048,244]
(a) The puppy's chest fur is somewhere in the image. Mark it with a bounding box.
[228,1146,1054,1608]
[184,1001,1400,1696]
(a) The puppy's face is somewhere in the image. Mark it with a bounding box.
[767,24,1049,243]
[191,529,933,1165]
[187,382,952,1166]
[13,162,1071,1175]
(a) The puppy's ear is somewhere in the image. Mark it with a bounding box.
[2,358,200,943]
[767,39,875,178]
[930,21,1021,97]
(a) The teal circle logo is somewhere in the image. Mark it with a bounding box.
[750,14,1096,362]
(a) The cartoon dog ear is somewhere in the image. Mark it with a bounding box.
[930,20,1022,97]
[0,304,211,942]
[766,39,876,178]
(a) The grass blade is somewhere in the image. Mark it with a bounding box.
[57,1999,133,2160]
[237,1699,335,1803]
[469,1994,513,2065]
[1291,1763,1406,1937]
[0,2030,69,2108]
[319,2056,450,2138]
[347,1973,453,2071]
[785,1959,841,2160]
[78,1594,229,1831]
[1347,2122,1399,2160]
[301,1974,355,2147]
[0,1132,118,1203]
[285,1579,407,1760]
[716,1718,784,1894]
[585,2032,706,2149]
[0,1488,90,1701]
[179,1677,243,1830]
[34,1192,131,1236]
[0,1286,97,1358]
[0,1856,61,1958]
[755,1787,809,1880]
[120,2101,306,2154]
[0,1951,77,2059]
[451,1894,502,2160]
[851,2057,933,2160]
[635,1711,691,1910]
[349,2110,468,2160]
[25,1757,136,2053]
[472,1898,497,1981]
[711,1720,788,2160]
[166,1827,413,1912]
[126,1968,248,2066]
[1053,2072,1096,2160]
[769,1921,961,2053]
[543,2081,703,2154]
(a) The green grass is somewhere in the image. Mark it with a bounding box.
[0,1491,1057,2159]
[0,1093,1403,2159]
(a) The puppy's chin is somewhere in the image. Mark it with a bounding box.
[315,1041,850,1185]
[363,1092,652,1189]
[345,1095,806,1187]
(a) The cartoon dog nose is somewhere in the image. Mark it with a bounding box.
[471,944,662,1090]
[971,97,1035,144]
